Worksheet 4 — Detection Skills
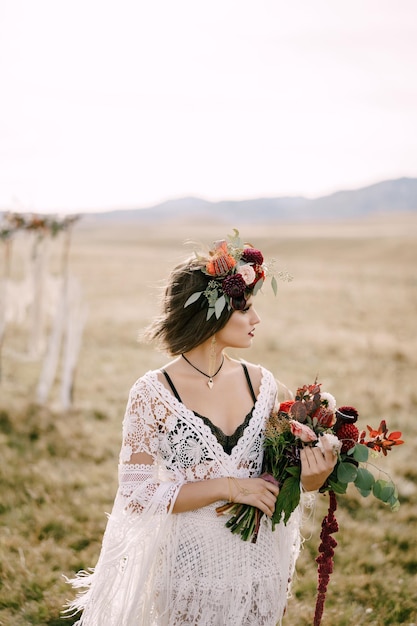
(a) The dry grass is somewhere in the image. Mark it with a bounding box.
[1,214,416,625]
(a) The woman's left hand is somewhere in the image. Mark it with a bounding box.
[300,435,337,492]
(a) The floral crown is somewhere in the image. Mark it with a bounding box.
[184,229,289,320]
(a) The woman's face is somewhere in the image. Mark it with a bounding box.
[216,297,261,349]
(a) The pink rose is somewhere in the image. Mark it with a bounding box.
[239,263,256,286]
[289,419,318,443]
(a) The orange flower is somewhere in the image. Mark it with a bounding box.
[206,240,236,276]
[279,400,295,413]
[361,420,404,456]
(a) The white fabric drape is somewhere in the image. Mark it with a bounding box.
[65,367,302,625]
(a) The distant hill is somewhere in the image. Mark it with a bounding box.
[1,177,416,223]
[88,177,416,223]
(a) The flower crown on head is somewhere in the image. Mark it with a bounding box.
[184,229,290,320]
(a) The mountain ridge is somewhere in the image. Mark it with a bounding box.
[88,177,417,222]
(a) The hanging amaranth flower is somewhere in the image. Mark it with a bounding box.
[314,490,339,626]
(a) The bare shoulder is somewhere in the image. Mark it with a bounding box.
[228,357,264,387]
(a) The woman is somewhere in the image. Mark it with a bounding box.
[66,231,336,625]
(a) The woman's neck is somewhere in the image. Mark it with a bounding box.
[182,340,224,377]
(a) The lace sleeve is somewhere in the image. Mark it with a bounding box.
[64,376,184,624]
[118,378,183,515]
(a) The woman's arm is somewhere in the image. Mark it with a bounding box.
[127,450,279,517]
[172,474,279,518]
[119,381,183,514]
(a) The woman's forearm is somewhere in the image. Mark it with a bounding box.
[172,475,279,518]
[172,477,228,513]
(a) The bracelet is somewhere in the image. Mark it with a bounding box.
[228,477,234,502]
[228,476,252,501]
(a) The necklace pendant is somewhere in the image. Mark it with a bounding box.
[207,378,214,390]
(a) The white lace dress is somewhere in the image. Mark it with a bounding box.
[66,367,301,625]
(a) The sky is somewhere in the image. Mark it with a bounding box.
[1,0,416,214]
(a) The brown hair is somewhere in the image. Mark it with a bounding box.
[144,258,234,355]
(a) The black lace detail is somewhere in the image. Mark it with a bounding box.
[161,364,256,455]
[193,408,254,455]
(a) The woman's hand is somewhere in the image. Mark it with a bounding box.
[229,476,279,518]
[300,435,337,492]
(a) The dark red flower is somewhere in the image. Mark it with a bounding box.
[337,423,359,453]
[242,247,264,265]
[222,273,246,298]
[336,406,359,423]
[334,406,359,433]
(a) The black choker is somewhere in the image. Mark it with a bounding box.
[181,354,225,389]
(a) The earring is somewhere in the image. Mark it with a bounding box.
[208,336,217,389]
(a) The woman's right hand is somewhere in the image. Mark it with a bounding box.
[228,476,279,518]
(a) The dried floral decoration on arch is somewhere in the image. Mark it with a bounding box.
[0,212,80,240]
[184,229,291,319]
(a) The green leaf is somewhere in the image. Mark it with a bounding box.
[252,277,264,295]
[390,500,400,512]
[327,478,348,494]
[354,467,375,491]
[214,295,226,319]
[356,487,372,497]
[388,493,400,512]
[206,307,215,320]
[337,461,358,483]
[351,444,369,463]
[373,479,395,503]
[184,291,202,307]
[286,465,301,479]
[271,275,278,296]
[272,476,300,526]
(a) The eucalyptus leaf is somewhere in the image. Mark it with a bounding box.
[214,295,226,319]
[373,479,395,502]
[355,487,372,497]
[351,444,369,463]
[206,307,215,320]
[388,495,400,512]
[354,467,375,491]
[271,275,278,296]
[184,291,202,308]
[337,461,358,484]
[252,277,264,295]
[328,478,348,494]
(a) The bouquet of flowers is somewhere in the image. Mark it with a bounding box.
[216,382,404,625]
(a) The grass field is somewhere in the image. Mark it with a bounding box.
[1,214,416,625]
